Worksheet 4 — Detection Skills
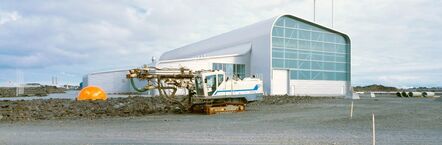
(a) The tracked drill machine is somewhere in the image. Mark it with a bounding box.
[126,66,263,114]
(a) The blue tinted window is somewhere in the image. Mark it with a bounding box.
[298,40,310,50]
[213,63,246,79]
[285,39,297,49]
[324,33,335,42]
[311,32,323,41]
[299,53,311,60]
[323,43,335,52]
[272,27,284,37]
[311,52,323,61]
[311,42,323,51]
[311,71,323,80]
[285,50,297,59]
[272,16,350,81]
[336,44,346,53]
[311,61,323,70]
[299,30,310,39]
[299,22,311,30]
[323,72,335,80]
[336,63,346,71]
[324,55,335,62]
[335,54,346,62]
[272,48,284,58]
[299,61,311,69]
[272,37,284,47]
[324,62,335,70]
[275,18,284,26]
[299,71,311,80]
[285,29,297,39]
[290,70,298,79]
[285,18,297,28]
[336,37,346,44]
[272,59,284,68]
[285,60,297,68]
[336,72,346,80]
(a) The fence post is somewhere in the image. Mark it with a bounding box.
[372,112,376,145]
[350,101,354,119]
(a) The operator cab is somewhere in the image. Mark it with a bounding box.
[194,70,225,97]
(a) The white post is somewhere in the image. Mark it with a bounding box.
[350,101,354,119]
[331,0,334,28]
[372,113,376,145]
[313,0,316,22]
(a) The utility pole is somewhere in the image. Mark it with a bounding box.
[332,0,334,28]
[313,0,316,22]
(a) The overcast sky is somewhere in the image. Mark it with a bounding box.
[0,0,441,88]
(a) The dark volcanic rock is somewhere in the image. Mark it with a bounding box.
[0,86,66,98]
[249,95,336,106]
[0,96,172,122]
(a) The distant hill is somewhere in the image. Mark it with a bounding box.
[405,87,442,92]
[353,84,398,92]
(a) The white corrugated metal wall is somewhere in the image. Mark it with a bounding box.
[83,70,148,94]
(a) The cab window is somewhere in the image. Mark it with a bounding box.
[217,74,224,86]
[205,75,217,96]
[195,77,204,95]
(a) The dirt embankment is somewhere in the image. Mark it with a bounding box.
[250,95,337,105]
[0,95,326,122]
[0,86,66,98]
[0,96,180,122]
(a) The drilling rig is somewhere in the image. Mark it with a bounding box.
[126,66,263,114]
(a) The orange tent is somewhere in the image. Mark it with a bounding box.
[76,86,108,101]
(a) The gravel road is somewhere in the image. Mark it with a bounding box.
[0,95,441,145]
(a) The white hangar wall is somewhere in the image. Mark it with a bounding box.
[289,80,347,96]
[82,70,148,94]
[249,34,272,94]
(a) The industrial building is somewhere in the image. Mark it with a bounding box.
[82,69,146,94]
[159,14,351,96]
[83,14,351,97]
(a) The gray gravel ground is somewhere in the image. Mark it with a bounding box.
[0,95,441,145]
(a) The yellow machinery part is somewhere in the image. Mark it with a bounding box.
[77,86,108,101]
[191,103,245,115]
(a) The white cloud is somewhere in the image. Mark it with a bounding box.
[0,11,20,25]
[0,0,440,87]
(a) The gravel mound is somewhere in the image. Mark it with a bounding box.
[0,86,66,97]
[0,96,179,122]
[0,95,339,122]
[250,95,336,105]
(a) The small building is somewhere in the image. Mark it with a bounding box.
[82,69,149,94]
[158,14,351,96]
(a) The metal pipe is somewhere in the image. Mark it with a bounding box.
[423,92,435,97]
[130,78,148,92]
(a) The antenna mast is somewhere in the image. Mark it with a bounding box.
[332,0,334,27]
[313,0,316,22]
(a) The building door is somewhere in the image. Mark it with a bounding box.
[271,69,288,95]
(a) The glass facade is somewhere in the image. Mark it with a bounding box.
[271,16,350,81]
[212,63,246,79]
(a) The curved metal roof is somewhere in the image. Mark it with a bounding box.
[159,14,350,62]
